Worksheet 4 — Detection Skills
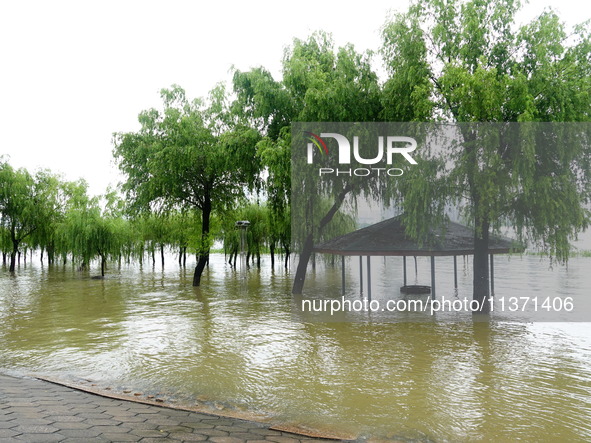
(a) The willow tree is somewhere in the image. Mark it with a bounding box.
[233,32,385,293]
[29,170,68,265]
[232,68,294,269]
[113,85,260,286]
[0,161,61,272]
[56,184,127,277]
[167,210,200,267]
[382,0,591,310]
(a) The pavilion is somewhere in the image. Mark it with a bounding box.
[312,215,524,299]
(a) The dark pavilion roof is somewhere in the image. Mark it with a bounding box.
[313,215,524,257]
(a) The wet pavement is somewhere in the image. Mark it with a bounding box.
[0,373,339,442]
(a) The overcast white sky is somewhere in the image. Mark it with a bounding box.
[0,0,588,196]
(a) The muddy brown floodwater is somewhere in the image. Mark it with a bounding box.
[1,253,591,441]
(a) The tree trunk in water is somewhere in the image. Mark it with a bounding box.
[292,235,314,294]
[284,245,290,269]
[160,244,165,268]
[193,255,208,286]
[9,251,17,273]
[47,243,55,265]
[292,183,352,294]
[9,237,19,273]
[193,197,212,287]
[473,218,490,313]
[101,255,106,277]
[270,244,275,269]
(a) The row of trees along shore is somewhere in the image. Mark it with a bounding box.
[2,0,591,311]
[0,163,295,276]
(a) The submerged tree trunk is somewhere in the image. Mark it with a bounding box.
[47,243,55,265]
[193,197,212,286]
[284,244,290,269]
[270,243,275,268]
[160,243,165,267]
[292,184,352,294]
[473,218,490,313]
[9,233,19,272]
[463,129,491,314]
[9,251,17,273]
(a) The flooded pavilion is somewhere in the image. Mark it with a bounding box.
[313,215,524,298]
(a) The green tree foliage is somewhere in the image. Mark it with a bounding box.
[255,133,291,268]
[168,209,201,267]
[381,0,591,309]
[240,203,267,268]
[56,184,128,277]
[29,170,69,265]
[142,213,171,267]
[232,32,384,293]
[0,160,60,272]
[113,85,261,286]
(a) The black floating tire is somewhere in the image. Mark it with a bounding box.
[400,285,431,294]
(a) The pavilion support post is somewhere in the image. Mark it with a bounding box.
[359,256,363,295]
[431,256,436,300]
[367,256,371,300]
[453,255,458,289]
[490,254,495,296]
[341,255,346,296]
[403,256,407,286]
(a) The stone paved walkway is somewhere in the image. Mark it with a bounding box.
[0,373,340,442]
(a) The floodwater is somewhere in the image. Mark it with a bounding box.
[1,253,591,441]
